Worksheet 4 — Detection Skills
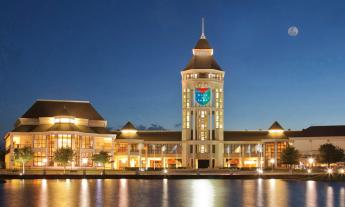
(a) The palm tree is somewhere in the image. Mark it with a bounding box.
[54,148,74,174]
[92,151,111,174]
[14,146,34,174]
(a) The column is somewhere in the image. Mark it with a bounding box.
[93,136,96,168]
[111,137,115,169]
[145,145,148,168]
[209,144,212,168]
[274,142,278,167]
[241,144,244,168]
[209,108,212,140]
[9,135,14,169]
[127,144,131,168]
[45,135,49,167]
[193,108,196,140]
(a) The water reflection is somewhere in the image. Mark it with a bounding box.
[95,179,103,206]
[162,179,168,207]
[80,179,89,207]
[306,181,317,207]
[326,186,334,207]
[257,178,264,207]
[340,187,345,207]
[40,179,48,207]
[119,179,128,207]
[0,179,343,207]
[267,179,277,207]
[191,180,214,207]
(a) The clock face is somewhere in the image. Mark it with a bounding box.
[195,88,211,106]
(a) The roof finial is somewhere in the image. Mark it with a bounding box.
[201,17,206,39]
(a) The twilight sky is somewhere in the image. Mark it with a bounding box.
[1,0,345,136]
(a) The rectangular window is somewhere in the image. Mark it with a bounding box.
[34,135,46,148]
[190,145,193,153]
[57,134,72,148]
[212,145,216,153]
[33,151,46,166]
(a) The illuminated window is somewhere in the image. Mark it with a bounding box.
[33,151,47,166]
[54,117,75,124]
[57,134,72,148]
[34,135,46,148]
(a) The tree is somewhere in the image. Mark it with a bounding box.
[280,145,300,173]
[319,144,344,167]
[0,148,6,169]
[14,146,34,174]
[92,151,111,173]
[54,148,74,174]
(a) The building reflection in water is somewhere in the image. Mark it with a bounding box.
[326,186,334,207]
[267,179,277,207]
[241,180,256,206]
[306,181,317,207]
[191,180,214,207]
[257,178,264,207]
[40,179,48,207]
[119,179,128,207]
[162,178,169,207]
[340,187,345,207]
[80,179,89,207]
[95,179,103,206]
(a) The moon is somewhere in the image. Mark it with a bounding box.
[288,26,299,37]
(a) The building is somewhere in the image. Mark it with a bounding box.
[3,26,345,170]
[4,100,116,169]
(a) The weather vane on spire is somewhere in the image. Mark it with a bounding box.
[201,17,206,39]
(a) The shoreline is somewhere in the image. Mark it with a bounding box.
[0,174,344,181]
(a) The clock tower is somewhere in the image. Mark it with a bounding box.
[181,20,225,168]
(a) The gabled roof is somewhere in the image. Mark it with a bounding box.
[269,121,284,130]
[121,121,137,131]
[21,100,104,120]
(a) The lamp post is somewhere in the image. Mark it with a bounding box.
[42,158,47,175]
[82,158,88,176]
[270,158,275,172]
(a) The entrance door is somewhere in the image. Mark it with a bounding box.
[198,160,209,168]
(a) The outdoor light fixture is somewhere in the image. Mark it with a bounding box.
[307,169,312,174]
[163,169,168,174]
[308,158,314,165]
[339,168,345,174]
[82,158,88,165]
[327,168,333,174]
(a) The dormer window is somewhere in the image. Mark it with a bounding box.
[54,116,76,124]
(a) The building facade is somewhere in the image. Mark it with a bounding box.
[3,29,345,170]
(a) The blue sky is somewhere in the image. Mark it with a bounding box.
[1,0,345,136]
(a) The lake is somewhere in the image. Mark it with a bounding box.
[0,179,344,207]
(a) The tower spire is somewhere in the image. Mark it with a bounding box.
[201,17,206,39]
